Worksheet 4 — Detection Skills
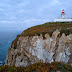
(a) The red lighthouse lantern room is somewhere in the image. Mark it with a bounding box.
[62,9,64,13]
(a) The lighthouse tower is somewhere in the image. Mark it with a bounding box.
[61,9,65,19]
[54,9,72,22]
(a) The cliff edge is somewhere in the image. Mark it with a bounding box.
[5,22,72,67]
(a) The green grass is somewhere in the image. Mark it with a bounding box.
[21,22,72,37]
[0,62,72,72]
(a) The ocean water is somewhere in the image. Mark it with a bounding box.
[0,31,21,65]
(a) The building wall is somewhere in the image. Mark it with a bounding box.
[54,19,72,22]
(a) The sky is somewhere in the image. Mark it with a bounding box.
[0,0,72,31]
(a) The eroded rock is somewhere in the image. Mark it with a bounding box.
[5,30,72,67]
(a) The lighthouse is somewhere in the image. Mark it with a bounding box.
[54,9,72,22]
[61,9,65,19]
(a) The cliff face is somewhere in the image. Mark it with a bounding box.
[5,30,72,67]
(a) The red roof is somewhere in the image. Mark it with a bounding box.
[62,9,64,13]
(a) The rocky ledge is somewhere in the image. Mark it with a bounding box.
[5,30,72,67]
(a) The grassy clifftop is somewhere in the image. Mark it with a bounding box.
[11,22,72,49]
[21,22,72,37]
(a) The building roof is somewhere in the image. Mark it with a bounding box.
[62,9,64,13]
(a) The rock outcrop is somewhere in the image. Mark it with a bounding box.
[5,30,72,67]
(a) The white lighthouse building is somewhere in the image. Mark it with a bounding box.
[61,9,65,19]
[54,10,72,22]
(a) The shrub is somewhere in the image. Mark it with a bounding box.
[0,62,72,72]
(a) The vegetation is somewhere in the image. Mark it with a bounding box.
[10,22,72,49]
[21,22,72,37]
[0,62,72,72]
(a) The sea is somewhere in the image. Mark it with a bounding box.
[0,31,21,66]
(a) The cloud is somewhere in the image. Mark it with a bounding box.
[0,8,4,11]
[9,16,17,19]
[0,3,10,7]
[0,0,72,31]
[23,19,49,24]
[50,0,61,5]
[0,19,49,24]
[0,21,16,23]
[55,0,59,3]
[17,1,30,7]
[18,9,32,13]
